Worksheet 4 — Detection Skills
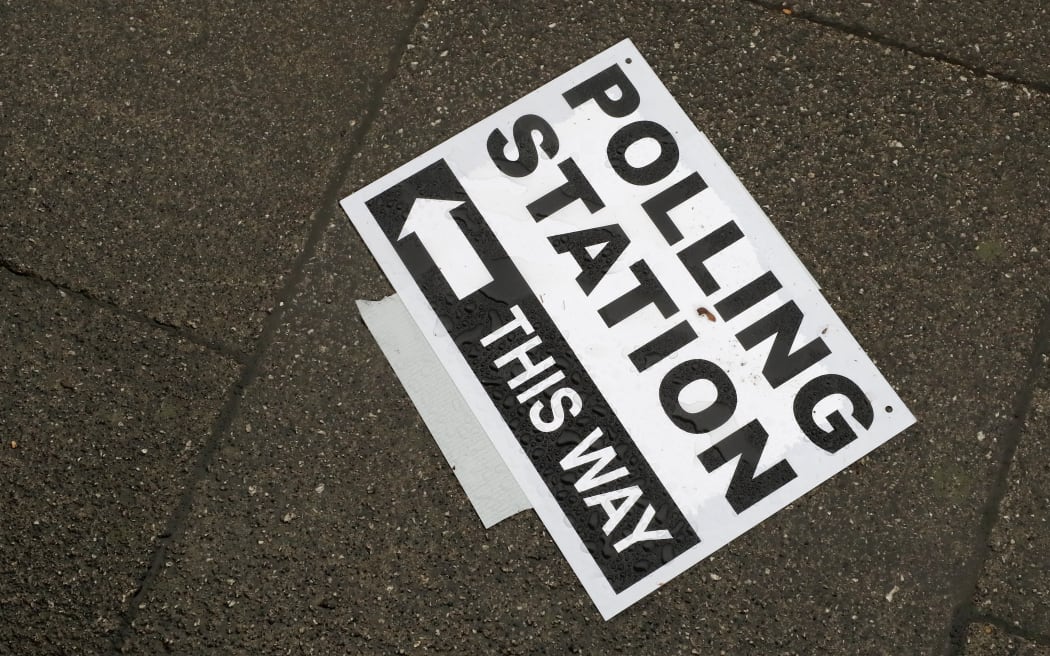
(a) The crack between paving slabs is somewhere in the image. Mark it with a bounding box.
[106,1,430,652]
[969,612,1050,649]
[742,0,1050,95]
[941,302,1050,656]
[0,257,249,365]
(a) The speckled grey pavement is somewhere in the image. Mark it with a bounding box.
[766,0,1050,89]
[2,2,1048,654]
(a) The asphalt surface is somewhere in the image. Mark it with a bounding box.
[770,0,1050,89]
[2,1,1048,654]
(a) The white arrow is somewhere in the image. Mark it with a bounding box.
[398,198,494,300]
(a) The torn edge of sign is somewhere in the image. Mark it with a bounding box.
[357,294,531,528]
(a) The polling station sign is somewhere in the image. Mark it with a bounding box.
[340,39,915,619]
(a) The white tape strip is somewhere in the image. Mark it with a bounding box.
[357,295,531,528]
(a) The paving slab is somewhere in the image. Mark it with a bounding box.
[114,2,1050,654]
[781,0,1050,87]
[975,335,1050,636]
[966,622,1050,656]
[0,1,416,353]
[0,270,239,654]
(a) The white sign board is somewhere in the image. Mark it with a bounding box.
[341,39,915,619]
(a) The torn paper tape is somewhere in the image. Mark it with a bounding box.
[357,294,531,528]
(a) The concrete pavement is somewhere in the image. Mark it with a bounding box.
[2,1,1048,654]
